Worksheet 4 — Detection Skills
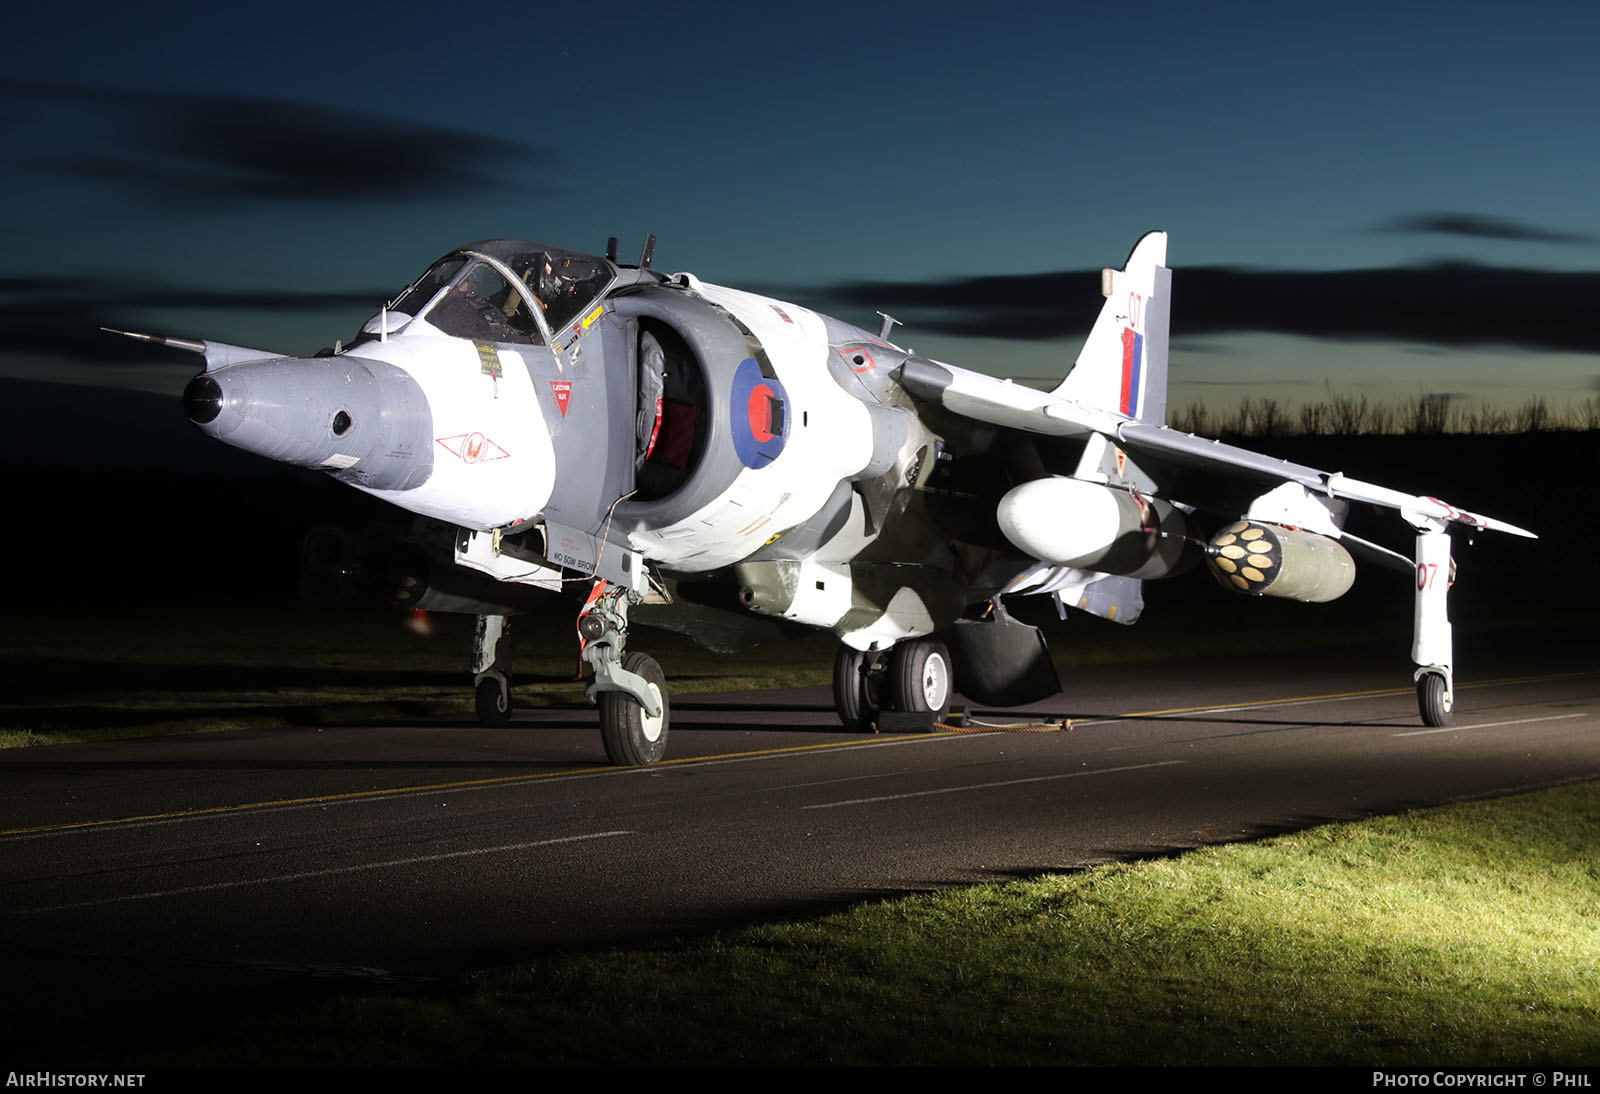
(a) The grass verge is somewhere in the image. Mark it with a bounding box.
[155,782,1600,1066]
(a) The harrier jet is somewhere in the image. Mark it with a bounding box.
[112,231,1533,764]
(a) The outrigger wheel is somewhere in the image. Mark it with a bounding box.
[1417,670,1452,728]
[1411,530,1455,729]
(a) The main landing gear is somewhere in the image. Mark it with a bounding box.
[832,637,954,731]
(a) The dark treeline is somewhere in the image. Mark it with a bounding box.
[1172,394,1600,438]
[5,429,1585,613]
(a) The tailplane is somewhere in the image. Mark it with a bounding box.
[1053,230,1170,425]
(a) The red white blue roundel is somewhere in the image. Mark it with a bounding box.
[730,357,788,468]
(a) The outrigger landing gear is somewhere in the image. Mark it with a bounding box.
[472,613,513,727]
[1412,527,1454,727]
[832,637,954,730]
[578,581,670,765]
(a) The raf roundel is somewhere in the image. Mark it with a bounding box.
[729,356,789,468]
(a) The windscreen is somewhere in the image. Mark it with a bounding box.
[422,260,544,345]
[389,256,467,319]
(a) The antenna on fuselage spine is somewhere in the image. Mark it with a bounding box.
[639,234,656,268]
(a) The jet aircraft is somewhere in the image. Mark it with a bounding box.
[111,232,1534,765]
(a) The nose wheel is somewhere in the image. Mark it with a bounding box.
[599,652,670,765]
[580,581,670,765]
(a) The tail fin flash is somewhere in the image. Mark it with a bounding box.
[1054,230,1170,425]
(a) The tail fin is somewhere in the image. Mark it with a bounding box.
[1053,230,1170,425]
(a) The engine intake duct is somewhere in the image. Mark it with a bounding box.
[1206,521,1354,603]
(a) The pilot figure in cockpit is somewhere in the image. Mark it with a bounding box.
[534,254,604,329]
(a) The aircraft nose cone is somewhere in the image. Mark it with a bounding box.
[185,357,434,491]
[183,374,224,425]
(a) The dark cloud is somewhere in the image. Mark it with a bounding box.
[18,260,1600,371]
[0,275,391,365]
[1,82,555,206]
[783,269,1096,341]
[1378,212,1596,245]
[798,262,1600,354]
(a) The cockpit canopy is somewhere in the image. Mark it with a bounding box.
[381,240,617,346]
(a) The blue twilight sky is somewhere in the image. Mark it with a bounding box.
[4,0,1599,422]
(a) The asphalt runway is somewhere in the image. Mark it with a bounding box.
[4,634,1599,1062]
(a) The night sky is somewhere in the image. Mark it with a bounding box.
[5,0,1598,436]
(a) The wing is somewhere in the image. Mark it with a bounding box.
[894,231,1534,541]
[899,356,1533,538]
[892,231,1534,727]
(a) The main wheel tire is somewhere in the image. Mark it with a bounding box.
[599,652,670,765]
[833,645,877,732]
[1417,672,1452,727]
[475,676,511,727]
[887,638,953,720]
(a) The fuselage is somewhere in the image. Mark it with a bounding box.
[183,240,1032,649]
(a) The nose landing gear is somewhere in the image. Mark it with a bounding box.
[579,580,670,765]
[469,582,671,765]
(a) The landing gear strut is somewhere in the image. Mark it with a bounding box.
[1412,528,1453,727]
[472,613,513,726]
[579,581,670,765]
